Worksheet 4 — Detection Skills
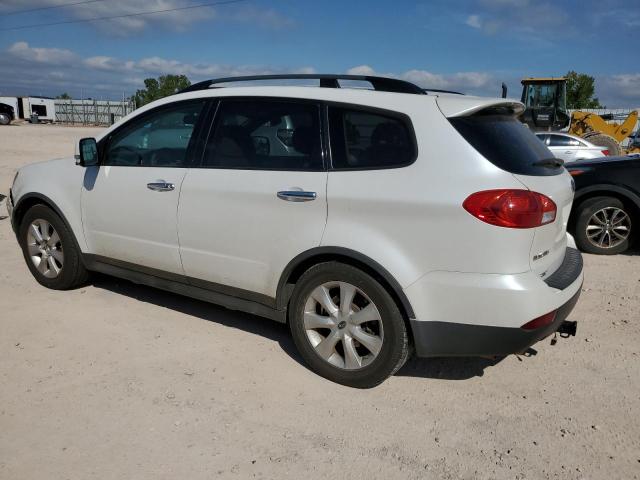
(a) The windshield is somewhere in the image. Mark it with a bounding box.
[522,83,566,112]
[524,84,556,108]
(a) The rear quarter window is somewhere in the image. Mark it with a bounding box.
[449,115,562,176]
[328,106,417,170]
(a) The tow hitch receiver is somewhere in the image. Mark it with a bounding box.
[557,320,577,338]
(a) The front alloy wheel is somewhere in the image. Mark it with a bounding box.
[26,219,64,278]
[19,204,88,289]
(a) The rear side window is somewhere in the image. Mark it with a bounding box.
[548,134,580,147]
[449,115,562,176]
[329,107,416,169]
[203,100,323,170]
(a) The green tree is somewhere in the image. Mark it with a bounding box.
[133,75,191,107]
[565,71,603,109]
[56,92,72,99]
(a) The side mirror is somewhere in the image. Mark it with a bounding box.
[76,137,99,167]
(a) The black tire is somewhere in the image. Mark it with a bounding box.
[289,262,409,388]
[574,196,633,255]
[582,133,622,156]
[19,204,89,289]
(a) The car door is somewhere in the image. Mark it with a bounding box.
[548,134,577,162]
[178,98,328,298]
[81,100,207,275]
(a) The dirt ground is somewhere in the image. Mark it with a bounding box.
[1,123,639,480]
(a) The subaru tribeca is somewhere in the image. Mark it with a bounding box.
[7,74,583,388]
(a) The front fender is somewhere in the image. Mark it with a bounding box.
[11,157,87,252]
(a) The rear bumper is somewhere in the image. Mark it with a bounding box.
[406,247,583,357]
[410,287,581,357]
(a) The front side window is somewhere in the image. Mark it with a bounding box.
[203,100,323,170]
[328,107,416,169]
[105,101,204,167]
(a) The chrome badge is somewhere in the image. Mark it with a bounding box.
[533,250,549,261]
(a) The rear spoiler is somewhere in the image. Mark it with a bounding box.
[436,96,525,118]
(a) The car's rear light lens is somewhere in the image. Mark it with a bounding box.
[569,169,584,176]
[463,190,557,228]
[601,149,609,156]
[521,310,557,330]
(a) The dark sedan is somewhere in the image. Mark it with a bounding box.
[566,155,640,254]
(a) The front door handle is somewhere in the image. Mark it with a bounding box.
[277,190,317,202]
[147,181,175,192]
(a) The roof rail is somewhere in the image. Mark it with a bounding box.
[178,74,427,95]
[422,88,464,96]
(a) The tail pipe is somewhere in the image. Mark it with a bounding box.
[557,320,577,337]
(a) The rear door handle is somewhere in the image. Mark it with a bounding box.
[147,181,175,192]
[277,190,317,202]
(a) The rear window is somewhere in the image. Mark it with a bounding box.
[449,115,562,176]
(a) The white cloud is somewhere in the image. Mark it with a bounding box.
[8,41,77,64]
[347,65,495,95]
[598,74,640,107]
[465,15,482,28]
[346,65,377,76]
[466,0,569,38]
[3,42,640,108]
[0,41,316,98]
[0,0,293,35]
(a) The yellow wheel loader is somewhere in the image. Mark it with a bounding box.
[517,77,639,155]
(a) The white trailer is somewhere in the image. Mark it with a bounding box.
[22,97,56,122]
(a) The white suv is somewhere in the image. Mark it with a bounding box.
[7,74,583,388]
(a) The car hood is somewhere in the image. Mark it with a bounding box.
[20,156,75,170]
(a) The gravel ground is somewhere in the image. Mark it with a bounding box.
[1,123,639,480]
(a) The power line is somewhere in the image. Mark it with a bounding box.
[0,0,248,31]
[0,0,109,17]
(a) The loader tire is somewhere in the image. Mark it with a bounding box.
[582,133,622,156]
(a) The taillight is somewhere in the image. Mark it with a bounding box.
[601,149,609,156]
[463,189,557,228]
[569,169,585,176]
[521,310,557,330]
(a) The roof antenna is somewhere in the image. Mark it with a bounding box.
[501,82,508,99]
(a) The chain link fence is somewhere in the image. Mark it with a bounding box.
[54,99,136,126]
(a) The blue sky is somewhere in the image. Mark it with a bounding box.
[0,0,639,106]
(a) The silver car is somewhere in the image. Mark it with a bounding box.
[536,132,608,163]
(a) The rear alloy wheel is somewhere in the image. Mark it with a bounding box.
[574,197,633,254]
[289,262,409,388]
[303,281,384,370]
[0,113,11,125]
